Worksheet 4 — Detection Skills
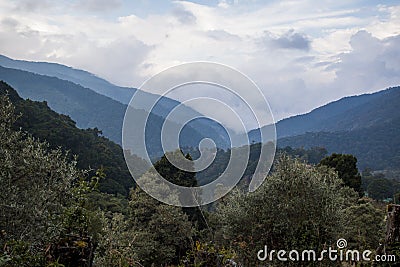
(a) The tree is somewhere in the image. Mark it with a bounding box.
[125,172,194,266]
[0,95,76,261]
[153,151,197,187]
[367,178,394,200]
[0,81,137,196]
[214,155,358,266]
[0,94,102,266]
[319,153,362,195]
[94,212,138,267]
[153,151,208,230]
[342,199,385,251]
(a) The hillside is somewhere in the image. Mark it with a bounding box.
[0,65,128,143]
[0,54,140,105]
[272,86,400,170]
[249,86,399,140]
[0,66,231,158]
[0,81,149,195]
[278,116,400,170]
[0,55,231,148]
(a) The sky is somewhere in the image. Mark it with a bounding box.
[0,0,400,130]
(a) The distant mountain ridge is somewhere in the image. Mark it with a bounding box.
[249,87,394,140]
[249,86,400,171]
[0,55,230,152]
[0,66,226,159]
[3,54,398,171]
[0,54,137,104]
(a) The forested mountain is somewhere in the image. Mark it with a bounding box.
[0,66,231,157]
[0,65,128,143]
[278,117,400,170]
[0,54,147,105]
[249,86,399,140]
[0,55,230,149]
[0,81,147,195]
[249,86,400,171]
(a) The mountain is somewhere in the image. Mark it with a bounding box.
[0,54,138,105]
[249,86,400,171]
[0,65,126,143]
[0,66,216,159]
[278,117,400,170]
[0,55,230,148]
[249,87,396,140]
[0,80,148,195]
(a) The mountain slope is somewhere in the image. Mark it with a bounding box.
[278,116,400,170]
[249,86,397,140]
[0,81,148,195]
[0,66,212,158]
[0,65,130,143]
[0,54,137,104]
[0,55,231,148]
[273,86,400,171]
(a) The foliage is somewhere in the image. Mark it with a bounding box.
[281,146,328,164]
[214,155,358,265]
[126,173,194,266]
[193,143,328,186]
[153,151,208,230]
[0,93,103,266]
[0,94,76,264]
[0,80,147,195]
[0,80,393,266]
[180,241,237,267]
[153,151,197,187]
[362,169,400,201]
[342,198,385,250]
[319,153,362,195]
[94,213,138,267]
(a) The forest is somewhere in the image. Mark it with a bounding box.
[0,81,398,266]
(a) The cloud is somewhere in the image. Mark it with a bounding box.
[0,0,400,128]
[172,6,196,24]
[12,0,53,12]
[206,29,240,42]
[328,30,400,95]
[1,17,19,29]
[75,0,122,12]
[262,29,311,51]
[61,36,151,86]
[0,13,151,86]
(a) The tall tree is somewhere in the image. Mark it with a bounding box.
[153,151,208,230]
[153,151,197,187]
[127,172,193,266]
[319,153,362,195]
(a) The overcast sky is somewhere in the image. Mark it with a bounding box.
[1,0,400,129]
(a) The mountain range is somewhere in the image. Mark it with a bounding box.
[0,55,230,158]
[0,54,399,171]
[248,86,400,170]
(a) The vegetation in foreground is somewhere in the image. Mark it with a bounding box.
[0,85,395,266]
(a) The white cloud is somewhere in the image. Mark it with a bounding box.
[75,0,122,12]
[261,29,311,51]
[0,0,399,129]
[329,31,400,95]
